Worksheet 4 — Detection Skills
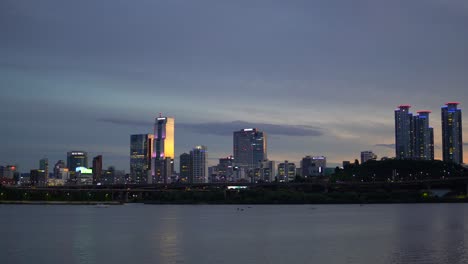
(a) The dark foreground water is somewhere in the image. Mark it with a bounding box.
[1,204,468,264]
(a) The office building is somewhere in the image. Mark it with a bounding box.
[179,153,191,183]
[301,156,327,177]
[92,155,103,184]
[413,111,434,160]
[233,128,267,171]
[442,102,463,164]
[152,115,175,184]
[395,105,414,159]
[130,134,154,184]
[360,151,377,164]
[67,151,88,172]
[190,146,207,183]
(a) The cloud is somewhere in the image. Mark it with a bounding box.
[374,144,395,149]
[98,118,323,137]
[97,118,151,127]
[180,121,323,137]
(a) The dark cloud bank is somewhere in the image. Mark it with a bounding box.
[98,118,323,137]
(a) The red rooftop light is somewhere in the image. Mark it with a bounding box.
[446,102,460,105]
[417,110,432,114]
[398,105,411,108]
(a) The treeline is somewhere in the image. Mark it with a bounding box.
[331,159,468,183]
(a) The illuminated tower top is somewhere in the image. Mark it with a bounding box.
[153,115,175,160]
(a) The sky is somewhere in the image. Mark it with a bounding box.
[1,0,468,173]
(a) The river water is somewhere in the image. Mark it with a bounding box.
[1,204,468,264]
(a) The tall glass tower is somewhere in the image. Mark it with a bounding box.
[233,128,267,170]
[442,102,463,164]
[130,134,153,184]
[395,105,414,159]
[152,115,175,183]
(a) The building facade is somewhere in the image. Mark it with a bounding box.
[442,102,463,164]
[395,105,414,159]
[277,161,296,182]
[413,111,434,160]
[190,146,207,183]
[301,156,327,177]
[360,151,377,164]
[233,128,267,171]
[130,134,154,184]
[152,115,175,184]
[92,155,103,184]
[179,153,191,183]
[67,151,88,172]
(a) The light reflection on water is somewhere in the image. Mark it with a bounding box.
[1,204,468,264]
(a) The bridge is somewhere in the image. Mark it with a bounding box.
[2,177,468,203]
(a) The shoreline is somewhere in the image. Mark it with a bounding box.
[0,200,123,205]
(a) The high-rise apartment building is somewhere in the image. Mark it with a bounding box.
[442,102,463,164]
[301,156,327,177]
[395,105,435,161]
[130,134,154,184]
[190,146,207,183]
[413,111,434,160]
[179,153,191,183]
[395,105,414,159]
[360,151,377,164]
[233,128,267,171]
[152,115,175,183]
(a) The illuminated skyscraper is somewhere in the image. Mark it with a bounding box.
[413,111,434,160]
[190,146,207,183]
[67,151,88,171]
[395,105,414,159]
[442,102,463,164]
[277,161,295,182]
[152,115,175,183]
[130,134,154,184]
[233,128,267,170]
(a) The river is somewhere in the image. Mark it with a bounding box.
[1,204,468,264]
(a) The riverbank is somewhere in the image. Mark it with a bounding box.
[0,200,123,205]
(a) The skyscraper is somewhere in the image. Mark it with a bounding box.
[67,151,88,172]
[39,158,49,183]
[152,115,175,183]
[233,128,267,171]
[179,153,191,183]
[413,111,434,160]
[442,102,463,164]
[130,134,154,184]
[395,105,414,159]
[92,155,103,184]
[190,146,207,183]
[360,151,377,164]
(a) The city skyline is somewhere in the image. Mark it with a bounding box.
[2,1,468,171]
